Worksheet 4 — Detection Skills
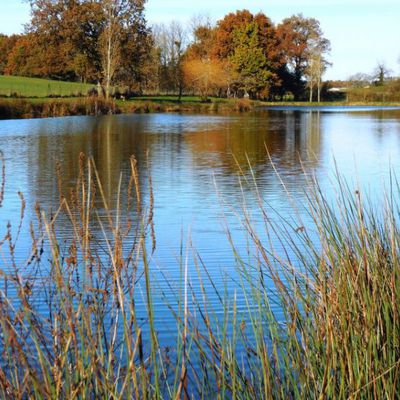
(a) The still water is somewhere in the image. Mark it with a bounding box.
[1,107,400,341]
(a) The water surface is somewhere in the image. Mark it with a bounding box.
[1,108,400,341]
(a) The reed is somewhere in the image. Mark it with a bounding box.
[0,155,398,399]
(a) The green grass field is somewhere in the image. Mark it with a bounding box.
[0,75,96,98]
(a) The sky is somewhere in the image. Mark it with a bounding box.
[0,0,399,80]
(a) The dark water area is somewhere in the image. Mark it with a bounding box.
[1,108,400,343]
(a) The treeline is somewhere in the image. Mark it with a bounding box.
[0,1,331,101]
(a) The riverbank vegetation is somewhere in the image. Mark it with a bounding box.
[0,96,259,119]
[0,155,398,398]
[0,97,120,119]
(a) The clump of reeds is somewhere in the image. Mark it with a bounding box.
[229,170,400,398]
[233,98,253,112]
[0,155,398,399]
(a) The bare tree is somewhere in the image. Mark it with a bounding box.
[101,0,121,99]
[188,13,213,39]
[153,21,187,98]
[348,73,372,88]
[373,62,392,86]
[305,32,331,102]
[100,0,147,99]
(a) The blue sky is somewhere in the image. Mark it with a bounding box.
[1,0,399,80]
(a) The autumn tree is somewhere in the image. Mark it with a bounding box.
[185,23,216,61]
[5,34,43,77]
[277,14,331,100]
[24,0,73,78]
[0,35,20,75]
[98,0,149,98]
[62,1,104,83]
[183,20,226,99]
[22,0,103,80]
[15,0,149,94]
[183,59,226,100]
[117,1,152,93]
[212,10,253,59]
[212,10,283,99]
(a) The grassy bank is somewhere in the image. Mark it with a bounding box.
[0,155,398,398]
[0,75,96,98]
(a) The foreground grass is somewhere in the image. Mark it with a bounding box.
[0,154,398,399]
[0,75,96,98]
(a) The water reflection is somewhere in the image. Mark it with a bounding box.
[184,111,322,172]
[2,108,400,239]
[4,111,326,217]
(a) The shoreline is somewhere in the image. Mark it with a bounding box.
[1,97,400,120]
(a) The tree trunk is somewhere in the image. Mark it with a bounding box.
[317,77,321,103]
[105,23,112,100]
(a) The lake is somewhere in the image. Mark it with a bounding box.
[1,107,400,343]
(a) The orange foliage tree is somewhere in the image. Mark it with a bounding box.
[183,23,230,100]
[211,10,284,99]
[277,14,331,100]
[183,58,227,100]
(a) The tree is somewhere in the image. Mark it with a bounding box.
[25,0,103,80]
[0,35,20,75]
[62,1,104,83]
[348,73,371,88]
[95,0,150,96]
[212,9,253,59]
[185,23,216,61]
[277,14,331,100]
[373,62,391,86]
[183,20,233,100]
[229,21,272,98]
[26,0,75,78]
[305,34,331,102]
[100,0,122,98]
[152,21,187,98]
[212,10,283,98]
[5,34,43,77]
[183,58,226,100]
[22,0,149,94]
[117,1,152,93]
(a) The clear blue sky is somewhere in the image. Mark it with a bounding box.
[1,0,399,80]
